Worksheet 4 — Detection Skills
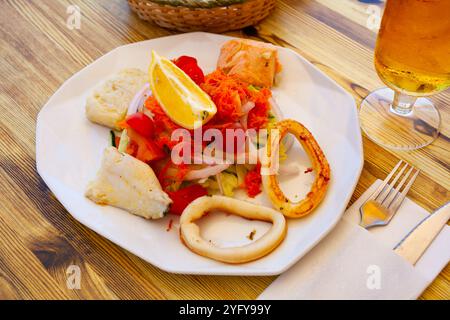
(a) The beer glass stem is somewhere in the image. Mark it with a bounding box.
[391,90,417,116]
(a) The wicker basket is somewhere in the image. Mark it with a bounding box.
[127,0,276,33]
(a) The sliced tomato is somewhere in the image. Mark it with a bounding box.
[173,56,205,85]
[174,56,197,66]
[167,184,208,215]
[126,112,154,138]
[127,128,165,163]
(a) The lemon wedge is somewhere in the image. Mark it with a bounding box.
[149,51,216,129]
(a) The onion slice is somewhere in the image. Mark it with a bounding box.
[127,83,151,116]
[269,97,294,152]
[241,101,256,114]
[239,101,256,130]
[184,164,230,181]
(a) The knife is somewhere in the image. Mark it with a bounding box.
[394,202,450,265]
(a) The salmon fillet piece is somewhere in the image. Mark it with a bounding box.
[217,39,282,88]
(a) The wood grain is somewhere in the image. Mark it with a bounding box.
[0,0,448,300]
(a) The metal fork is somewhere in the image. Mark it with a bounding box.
[359,160,420,229]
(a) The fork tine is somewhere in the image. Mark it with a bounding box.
[388,169,420,214]
[377,162,408,203]
[383,166,414,207]
[368,160,403,201]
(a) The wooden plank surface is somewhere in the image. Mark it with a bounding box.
[0,0,448,300]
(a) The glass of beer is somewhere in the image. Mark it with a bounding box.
[359,0,450,150]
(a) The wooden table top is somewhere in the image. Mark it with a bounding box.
[0,0,448,300]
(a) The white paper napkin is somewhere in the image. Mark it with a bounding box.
[258,180,450,300]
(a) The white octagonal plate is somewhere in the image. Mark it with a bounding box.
[36,32,363,275]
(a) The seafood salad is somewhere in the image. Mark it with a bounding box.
[85,38,330,263]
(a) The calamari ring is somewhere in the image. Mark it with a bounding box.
[180,195,287,264]
[262,119,330,218]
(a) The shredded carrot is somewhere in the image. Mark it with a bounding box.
[201,70,245,123]
[244,163,262,198]
[201,69,271,127]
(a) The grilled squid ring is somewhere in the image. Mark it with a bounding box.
[180,196,287,264]
[262,119,330,218]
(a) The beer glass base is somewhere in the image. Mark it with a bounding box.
[359,88,441,151]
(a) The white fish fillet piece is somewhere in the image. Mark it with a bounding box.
[86,147,172,220]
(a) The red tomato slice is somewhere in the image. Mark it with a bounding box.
[174,56,205,85]
[167,184,208,215]
[127,128,165,162]
[126,112,154,138]
[174,56,197,68]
